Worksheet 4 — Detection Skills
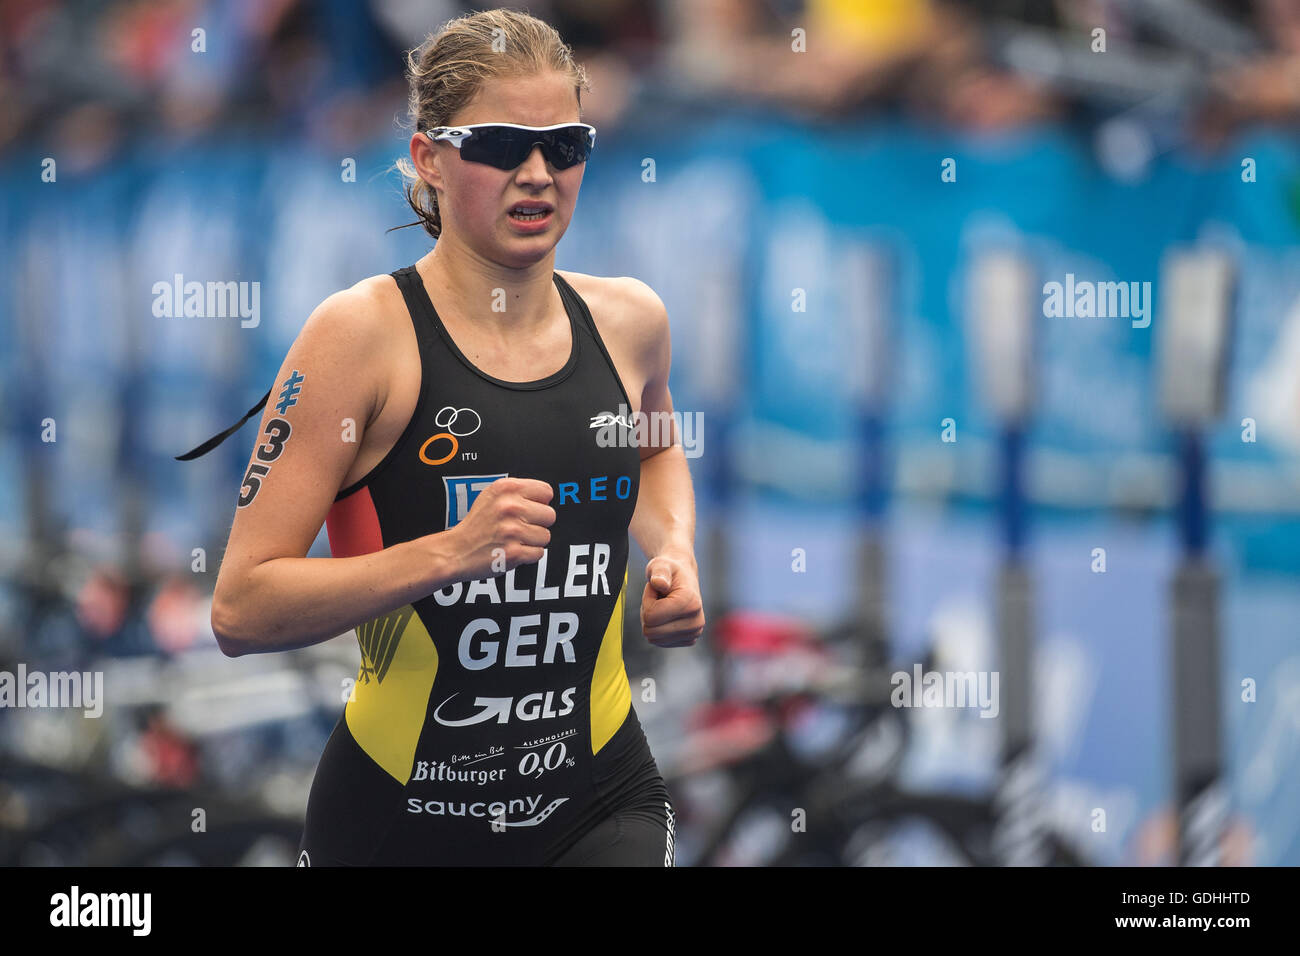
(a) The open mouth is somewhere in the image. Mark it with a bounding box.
[508,203,553,222]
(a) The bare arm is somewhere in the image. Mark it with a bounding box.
[630,441,697,571]
[210,280,555,657]
[622,280,704,647]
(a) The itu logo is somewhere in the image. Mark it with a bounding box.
[420,406,483,466]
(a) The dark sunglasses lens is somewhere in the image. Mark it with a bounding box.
[543,128,590,168]
[461,126,590,169]
[460,129,526,169]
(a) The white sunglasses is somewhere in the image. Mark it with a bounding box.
[425,122,597,170]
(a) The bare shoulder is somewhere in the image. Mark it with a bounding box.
[284,271,415,427]
[556,270,670,369]
[297,272,407,354]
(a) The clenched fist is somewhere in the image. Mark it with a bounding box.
[641,552,705,647]
[449,477,556,579]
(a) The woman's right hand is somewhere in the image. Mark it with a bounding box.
[446,476,556,580]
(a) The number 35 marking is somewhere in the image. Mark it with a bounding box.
[238,417,292,507]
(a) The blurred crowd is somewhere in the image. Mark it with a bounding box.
[4,0,1300,163]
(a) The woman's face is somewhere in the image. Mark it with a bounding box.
[417,70,586,269]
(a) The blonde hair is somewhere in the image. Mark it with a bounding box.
[395,8,591,240]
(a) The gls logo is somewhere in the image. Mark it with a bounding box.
[443,474,507,528]
[433,687,576,727]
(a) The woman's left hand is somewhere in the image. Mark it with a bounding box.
[640,552,705,648]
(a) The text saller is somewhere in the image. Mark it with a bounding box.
[890,664,1000,718]
[1042,273,1152,328]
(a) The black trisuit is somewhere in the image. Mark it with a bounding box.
[297,266,675,866]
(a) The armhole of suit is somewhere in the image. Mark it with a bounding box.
[553,271,637,414]
[334,267,432,502]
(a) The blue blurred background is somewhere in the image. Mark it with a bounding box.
[2,0,1300,865]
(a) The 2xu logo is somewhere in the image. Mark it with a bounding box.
[434,687,576,727]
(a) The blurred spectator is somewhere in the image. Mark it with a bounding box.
[0,0,407,159]
[661,0,1060,127]
[145,574,206,656]
[1198,0,1300,143]
[129,706,200,788]
[544,0,662,130]
[75,566,130,641]
[8,0,1300,149]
